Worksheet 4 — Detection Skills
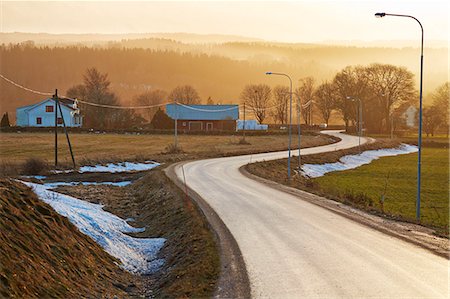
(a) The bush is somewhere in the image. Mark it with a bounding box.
[22,158,48,175]
[238,138,251,145]
[165,143,184,154]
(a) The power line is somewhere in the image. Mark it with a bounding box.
[0,73,173,109]
[177,103,239,112]
[73,98,171,110]
[0,73,53,96]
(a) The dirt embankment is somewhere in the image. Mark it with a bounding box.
[54,169,220,298]
[0,179,140,298]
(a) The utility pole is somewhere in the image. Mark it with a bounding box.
[56,99,76,168]
[243,102,246,141]
[54,89,58,167]
[297,94,301,170]
[174,101,178,149]
[391,115,394,139]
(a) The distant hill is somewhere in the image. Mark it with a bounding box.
[0,33,447,123]
[0,32,262,46]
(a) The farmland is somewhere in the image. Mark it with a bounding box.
[0,131,334,167]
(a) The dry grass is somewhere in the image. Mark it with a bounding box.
[54,170,220,298]
[0,132,333,167]
[0,179,141,298]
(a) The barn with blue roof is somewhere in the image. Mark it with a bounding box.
[166,104,239,132]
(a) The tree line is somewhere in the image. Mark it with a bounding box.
[241,63,449,135]
[62,64,448,135]
[67,68,204,129]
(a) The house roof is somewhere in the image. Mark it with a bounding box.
[166,104,239,121]
[18,98,77,112]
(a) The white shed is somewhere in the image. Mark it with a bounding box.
[16,98,82,127]
[236,119,268,131]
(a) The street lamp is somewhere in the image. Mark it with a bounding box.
[282,90,302,171]
[266,71,293,180]
[375,12,424,221]
[347,96,362,152]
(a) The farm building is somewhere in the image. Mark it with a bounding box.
[16,98,82,127]
[166,104,239,131]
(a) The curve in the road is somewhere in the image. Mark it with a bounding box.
[170,131,448,299]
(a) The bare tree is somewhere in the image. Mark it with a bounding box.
[365,64,416,133]
[332,66,368,131]
[314,81,336,125]
[67,68,142,129]
[296,77,315,125]
[271,85,289,125]
[431,82,449,137]
[133,89,166,122]
[206,96,214,105]
[168,85,200,104]
[423,105,443,136]
[241,84,272,124]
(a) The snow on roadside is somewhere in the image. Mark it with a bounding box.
[79,161,160,173]
[301,144,418,178]
[44,181,132,188]
[22,181,165,274]
[52,161,160,174]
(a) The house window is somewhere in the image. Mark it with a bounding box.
[36,117,42,125]
[45,105,54,113]
[57,117,63,124]
[183,122,186,126]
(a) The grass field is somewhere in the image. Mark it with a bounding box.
[246,143,449,236]
[0,132,333,167]
[314,147,449,234]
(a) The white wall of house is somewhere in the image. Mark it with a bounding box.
[404,106,417,128]
[16,99,82,127]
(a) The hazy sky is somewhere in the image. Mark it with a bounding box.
[1,1,449,43]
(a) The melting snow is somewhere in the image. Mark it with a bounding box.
[301,144,418,178]
[52,161,160,174]
[79,161,160,173]
[44,181,132,188]
[22,181,165,274]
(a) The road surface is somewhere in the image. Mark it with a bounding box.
[174,131,449,298]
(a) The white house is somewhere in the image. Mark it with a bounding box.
[402,106,417,128]
[16,98,82,127]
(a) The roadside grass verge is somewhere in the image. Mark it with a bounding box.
[245,141,449,237]
[53,169,220,298]
[0,132,336,175]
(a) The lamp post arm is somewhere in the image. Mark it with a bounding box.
[383,13,423,55]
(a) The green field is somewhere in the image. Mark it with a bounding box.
[314,148,449,234]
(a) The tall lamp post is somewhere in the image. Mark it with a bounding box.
[347,96,362,152]
[282,90,302,171]
[375,12,424,221]
[266,72,293,180]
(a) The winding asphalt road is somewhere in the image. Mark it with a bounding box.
[173,131,448,298]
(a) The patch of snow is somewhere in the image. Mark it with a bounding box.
[22,175,47,180]
[22,181,165,274]
[44,181,132,188]
[53,161,160,174]
[301,144,418,178]
[79,161,160,173]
